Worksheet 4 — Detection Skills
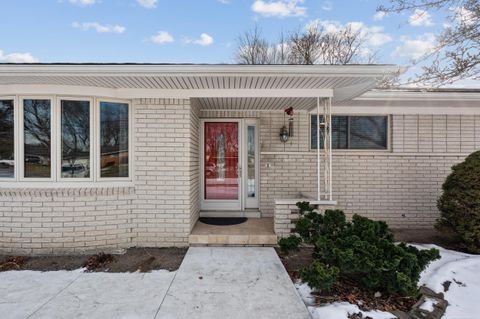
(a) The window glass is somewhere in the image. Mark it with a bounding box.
[247,125,256,198]
[311,115,348,149]
[100,102,129,178]
[311,115,387,150]
[23,99,51,178]
[0,100,15,178]
[349,116,387,149]
[61,100,90,178]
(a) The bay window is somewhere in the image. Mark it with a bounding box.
[23,99,52,178]
[0,99,15,179]
[0,96,131,183]
[99,101,129,178]
[61,99,92,179]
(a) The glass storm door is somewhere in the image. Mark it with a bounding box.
[202,121,241,210]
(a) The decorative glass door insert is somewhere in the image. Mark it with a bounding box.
[204,122,239,200]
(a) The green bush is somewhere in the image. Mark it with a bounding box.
[299,261,339,292]
[278,236,301,255]
[280,202,440,296]
[437,150,480,253]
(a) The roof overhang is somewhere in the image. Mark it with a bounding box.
[332,88,480,115]
[0,64,401,110]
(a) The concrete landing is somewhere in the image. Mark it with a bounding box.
[156,247,311,319]
[189,218,277,246]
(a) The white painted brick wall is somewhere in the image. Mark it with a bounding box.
[2,104,478,254]
[0,98,199,254]
[202,110,477,228]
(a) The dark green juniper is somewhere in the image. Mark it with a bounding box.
[437,150,480,254]
[279,202,440,296]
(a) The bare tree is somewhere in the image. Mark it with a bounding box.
[379,0,479,86]
[316,24,376,64]
[235,23,376,65]
[288,26,322,64]
[236,26,290,64]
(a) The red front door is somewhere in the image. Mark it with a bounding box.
[204,122,239,202]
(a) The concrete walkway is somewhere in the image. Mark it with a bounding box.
[156,247,311,319]
[0,247,311,319]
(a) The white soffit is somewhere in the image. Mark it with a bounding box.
[0,64,400,108]
[332,88,480,114]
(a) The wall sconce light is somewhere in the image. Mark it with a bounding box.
[279,125,289,143]
[279,107,294,143]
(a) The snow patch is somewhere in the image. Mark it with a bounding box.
[308,302,396,319]
[294,281,316,306]
[294,282,395,319]
[419,297,437,312]
[413,244,480,318]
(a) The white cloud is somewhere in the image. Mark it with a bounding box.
[453,6,477,26]
[392,33,436,60]
[184,33,214,46]
[321,1,332,11]
[251,0,306,17]
[408,9,434,26]
[373,11,387,21]
[367,32,392,46]
[0,50,38,63]
[151,31,174,44]
[218,0,231,3]
[68,0,96,6]
[136,0,157,9]
[307,20,392,46]
[72,22,126,33]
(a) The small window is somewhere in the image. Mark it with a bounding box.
[23,99,51,178]
[311,115,388,150]
[61,100,91,179]
[99,101,129,178]
[349,116,388,149]
[0,100,15,178]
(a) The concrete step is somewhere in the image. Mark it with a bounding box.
[189,217,277,246]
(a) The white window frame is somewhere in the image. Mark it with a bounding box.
[309,113,391,152]
[96,98,133,182]
[0,96,17,181]
[19,96,56,182]
[57,96,95,182]
[0,95,133,186]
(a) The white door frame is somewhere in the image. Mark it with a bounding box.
[200,118,260,212]
[200,119,242,211]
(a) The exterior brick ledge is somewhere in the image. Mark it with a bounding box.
[0,186,135,197]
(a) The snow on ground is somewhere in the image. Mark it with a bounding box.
[294,281,395,319]
[419,297,437,312]
[295,244,480,319]
[415,244,480,319]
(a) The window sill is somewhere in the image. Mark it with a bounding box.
[0,182,135,197]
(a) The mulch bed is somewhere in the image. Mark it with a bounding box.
[278,247,417,313]
[0,247,187,273]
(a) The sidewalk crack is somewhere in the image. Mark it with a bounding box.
[25,271,85,319]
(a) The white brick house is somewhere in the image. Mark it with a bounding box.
[0,64,478,254]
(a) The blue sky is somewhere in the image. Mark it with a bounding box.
[0,0,450,73]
